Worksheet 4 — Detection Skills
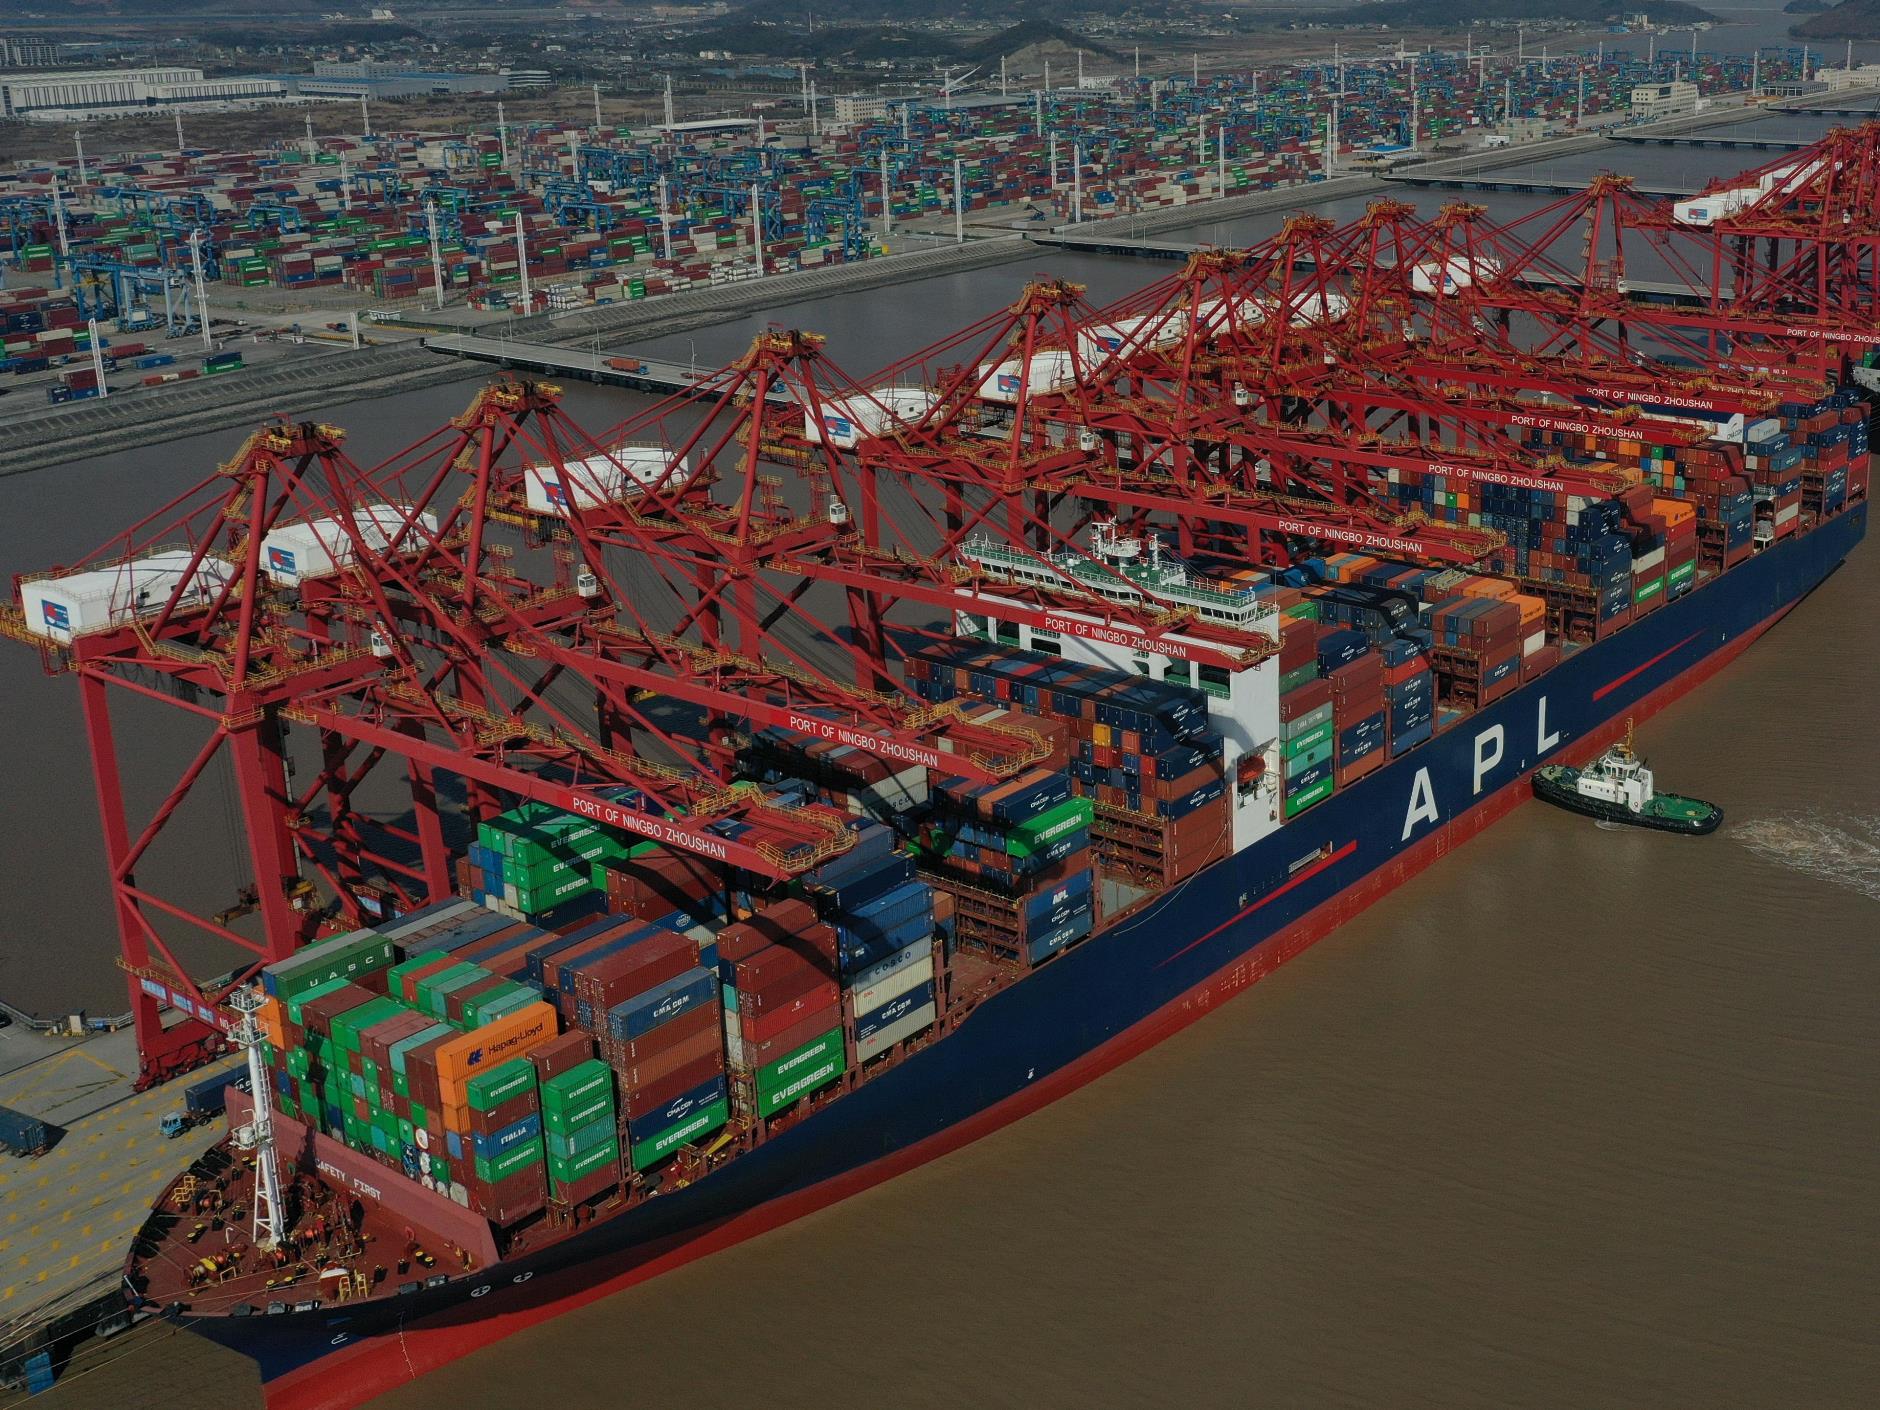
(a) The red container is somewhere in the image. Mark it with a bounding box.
[609,1002,716,1063]
[610,1023,722,1096]
[619,1050,725,1122]
[732,943,826,1001]
[530,1029,596,1082]
[574,937,695,1012]
[739,1002,842,1070]
[739,978,841,1045]
[550,1164,620,1207]
[1278,678,1334,721]
[466,1162,549,1228]
[467,1088,540,1137]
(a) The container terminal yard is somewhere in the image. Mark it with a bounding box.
[0,44,1832,476]
[0,36,1878,1407]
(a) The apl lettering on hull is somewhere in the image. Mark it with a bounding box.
[1400,696,1564,841]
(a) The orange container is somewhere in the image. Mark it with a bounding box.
[432,1000,558,1088]
[1510,592,1546,626]
[1459,575,1513,601]
[1652,497,1696,529]
[259,997,286,1050]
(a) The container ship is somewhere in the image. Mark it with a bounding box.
[4,132,1874,1410]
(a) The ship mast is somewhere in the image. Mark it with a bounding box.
[227,986,286,1251]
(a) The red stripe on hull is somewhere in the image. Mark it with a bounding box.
[1592,631,1701,702]
[269,602,1791,1410]
[1158,839,1359,968]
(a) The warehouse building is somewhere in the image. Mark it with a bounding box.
[1,37,61,68]
[1630,80,1700,121]
[0,67,283,118]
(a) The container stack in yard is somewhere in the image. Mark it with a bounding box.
[0,49,1801,344]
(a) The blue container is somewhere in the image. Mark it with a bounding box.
[1391,697,1433,735]
[1027,902,1095,964]
[1024,869,1094,927]
[811,852,915,911]
[470,1111,542,1160]
[1391,719,1434,756]
[607,966,715,1040]
[1285,760,1332,796]
[1337,711,1388,756]
[525,916,625,986]
[628,1074,727,1138]
[1158,776,1225,820]
[560,922,667,995]
[24,1351,54,1393]
[1316,628,1369,670]
[854,982,936,1044]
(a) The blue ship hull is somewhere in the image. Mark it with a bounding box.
[200,501,1866,1407]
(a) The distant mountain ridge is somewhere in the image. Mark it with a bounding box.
[1791,0,1880,37]
[1286,0,1717,26]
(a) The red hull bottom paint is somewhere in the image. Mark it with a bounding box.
[271,601,1794,1410]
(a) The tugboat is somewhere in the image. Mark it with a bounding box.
[1533,721,1723,835]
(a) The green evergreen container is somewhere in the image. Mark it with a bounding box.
[629,1098,728,1171]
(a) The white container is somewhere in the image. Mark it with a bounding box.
[260,504,438,585]
[1076,312,1179,364]
[1673,185,1759,227]
[523,446,690,516]
[1409,255,1502,295]
[21,550,234,642]
[803,387,938,449]
[975,348,1077,403]
[855,1000,935,1062]
[845,945,935,1017]
[1193,290,1348,337]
